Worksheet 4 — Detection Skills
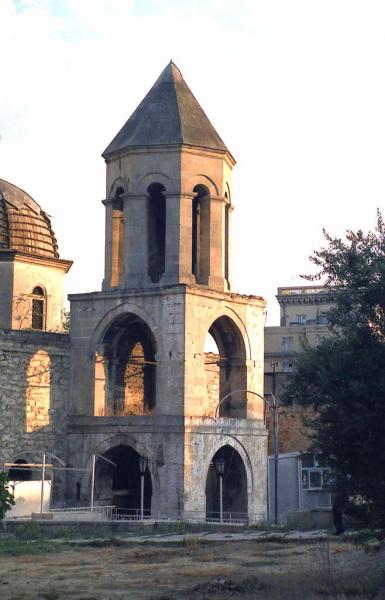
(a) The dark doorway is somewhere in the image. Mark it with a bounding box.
[94,445,152,517]
[206,445,248,522]
[8,459,33,481]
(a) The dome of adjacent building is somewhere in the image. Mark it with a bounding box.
[0,179,59,259]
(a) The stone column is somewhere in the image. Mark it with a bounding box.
[101,198,113,290]
[207,196,226,291]
[161,193,195,286]
[121,193,151,288]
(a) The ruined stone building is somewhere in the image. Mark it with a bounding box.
[0,63,268,522]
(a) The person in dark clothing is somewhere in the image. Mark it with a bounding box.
[332,494,345,535]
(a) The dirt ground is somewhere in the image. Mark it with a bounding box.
[0,536,384,600]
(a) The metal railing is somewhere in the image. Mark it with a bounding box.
[42,506,265,525]
[50,505,114,520]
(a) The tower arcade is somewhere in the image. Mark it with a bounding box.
[67,63,267,521]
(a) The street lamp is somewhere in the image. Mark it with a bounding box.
[214,389,280,525]
[139,456,148,521]
[215,457,226,524]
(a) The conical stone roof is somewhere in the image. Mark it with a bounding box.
[103,62,230,158]
[0,179,59,259]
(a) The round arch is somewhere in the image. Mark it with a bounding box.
[89,303,161,357]
[199,306,252,361]
[202,436,254,493]
[92,444,152,516]
[108,177,129,199]
[205,444,249,521]
[186,174,219,197]
[136,172,175,195]
[202,311,250,418]
[93,312,157,417]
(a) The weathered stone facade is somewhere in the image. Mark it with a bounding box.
[0,329,70,502]
[1,62,268,522]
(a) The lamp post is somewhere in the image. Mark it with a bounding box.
[139,456,148,521]
[214,389,280,525]
[215,457,226,523]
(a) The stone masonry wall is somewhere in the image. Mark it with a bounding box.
[0,329,70,498]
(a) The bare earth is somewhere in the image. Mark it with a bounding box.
[0,535,384,600]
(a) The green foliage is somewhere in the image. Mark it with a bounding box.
[283,212,385,528]
[0,472,15,519]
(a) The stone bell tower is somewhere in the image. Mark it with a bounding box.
[102,61,233,292]
[68,63,267,522]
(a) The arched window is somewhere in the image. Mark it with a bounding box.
[31,286,45,330]
[192,184,210,284]
[147,183,166,283]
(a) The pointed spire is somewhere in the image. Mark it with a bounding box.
[103,62,231,158]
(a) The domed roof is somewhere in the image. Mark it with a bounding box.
[0,179,59,259]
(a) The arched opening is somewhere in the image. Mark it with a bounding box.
[204,332,220,417]
[111,186,124,287]
[25,350,51,432]
[8,459,33,482]
[206,445,248,522]
[147,182,166,283]
[208,316,247,417]
[31,286,45,330]
[192,184,210,284]
[95,313,156,416]
[94,445,152,516]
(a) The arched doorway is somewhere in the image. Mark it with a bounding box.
[205,445,248,522]
[94,445,152,517]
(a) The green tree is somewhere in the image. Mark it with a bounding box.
[0,472,15,519]
[283,212,385,527]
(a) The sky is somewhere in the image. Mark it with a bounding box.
[1,0,385,324]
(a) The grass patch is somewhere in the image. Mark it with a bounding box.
[0,538,70,555]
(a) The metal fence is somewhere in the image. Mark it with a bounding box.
[35,505,265,525]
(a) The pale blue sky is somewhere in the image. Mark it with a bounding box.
[1,0,385,323]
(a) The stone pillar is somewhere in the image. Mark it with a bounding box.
[121,194,151,288]
[102,199,113,290]
[162,193,195,286]
[207,196,226,291]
